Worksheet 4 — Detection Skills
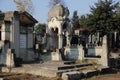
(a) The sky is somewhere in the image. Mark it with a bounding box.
[0,0,120,23]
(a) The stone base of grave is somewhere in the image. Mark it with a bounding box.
[1,60,109,79]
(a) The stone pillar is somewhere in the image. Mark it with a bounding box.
[66,32,70,46]
[97,32,100,43]
[57,34,62,49]
[51,49,62,61]
[78,45,84,60]
[89,34,92,44]
[6,49,15,72]
[58,27,63,49]
[114,31,117,47]
[101,36,109,66]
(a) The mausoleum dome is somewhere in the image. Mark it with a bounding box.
[48,4,69,19]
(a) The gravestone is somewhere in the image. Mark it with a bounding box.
[6,49,15,68]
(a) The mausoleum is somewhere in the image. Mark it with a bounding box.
[0,11,37,65]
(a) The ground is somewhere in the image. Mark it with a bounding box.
[0,69,120,80]
[0,73,57,80]
[86,72,120,80]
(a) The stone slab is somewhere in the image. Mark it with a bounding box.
[43,61,75,65]
[40,63,92,70]
[62,71,82,80]
[98,66,110,73]
[82,70,99,77]
[40,64,75,70]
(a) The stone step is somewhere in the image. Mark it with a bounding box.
[57,67,85,73]
[34,67,82,78]
[82,70,99,77]
[43,61,76,65]
[60,67,107,80]
[38,65,106,78]
[75,63,93,68]
[40,63,93,70]
[61,68,106,80]
[98,66,110,73]
[40,64,74,70]
[64,61,76,64]
[38,67,92,78]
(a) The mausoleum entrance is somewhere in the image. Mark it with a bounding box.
[51,28,58,50]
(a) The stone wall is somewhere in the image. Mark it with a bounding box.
[64,36,109,66]
[87,36,109,66]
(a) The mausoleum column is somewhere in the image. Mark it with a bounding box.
[97,32,100,43]
[66,32,70,46]
[58,27,63,49]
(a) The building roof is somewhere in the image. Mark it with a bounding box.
[2,11,38,25]
[20,11,38,23]
[19,11,38,25]
[0,11,38,27]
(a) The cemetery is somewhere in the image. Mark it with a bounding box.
[0,0,120,80]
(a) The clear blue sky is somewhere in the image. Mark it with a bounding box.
[0,0,120,23]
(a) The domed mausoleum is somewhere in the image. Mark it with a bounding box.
[46,3,72,60]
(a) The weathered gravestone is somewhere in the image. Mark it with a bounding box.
[6,49,15,72]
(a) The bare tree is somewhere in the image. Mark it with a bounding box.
[13,0,34,15]
[48,0,65,7]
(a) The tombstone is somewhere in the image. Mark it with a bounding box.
[6,49,15,72]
